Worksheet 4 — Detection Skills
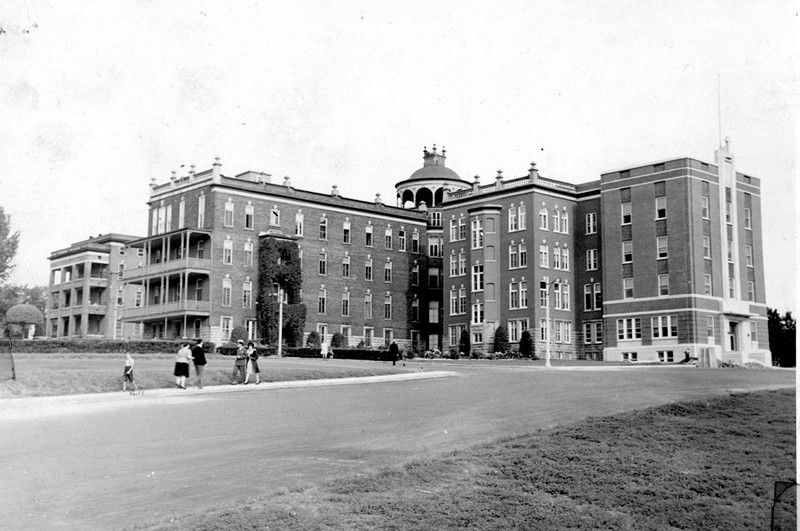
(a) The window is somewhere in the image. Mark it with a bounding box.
[539,282,548,308]
[655,196,666,219]
[561,211,569,234]
[622,241,633,263]
[449,289,458,315]
[411,299,419,321]
[365,258,373,281]
[319,252,327,275]
[509,282,520,309]
[294,212,304,236]
[583,323,592,344]
[430,212,441,227]
[384,261,392,282]
[725,197,732,223]
[318,288,327,314]
[508,319,528,342]
[364,293,373,319]
[744,208,752,229]
[397,229,406,251]
[586,249,598,270]
[508,208,518,232]
[243,241,253,267]
[428,236,441,257]
[471,218,484,248]
[747,281,755,301]
[555,321,571,343]
[584,284,592,311]
[450,219,458,241]
[745,244,753,266]
[342,256,351,278]
[342,221,351,244]
[134,289,143,308]
[540,319,549,341]
[617,318,642,340]
[520,244,528,267]
[621,202,631,225]
[520,281,528,308]
[657,236,668,259]
[411,263,420,285]
[197,194,205,228]
[178,199,185,229]
[539,245,549,268]
[703,236,711,259]
[585,213,597,234]
[385,228,392,250]
[594,322,603,344]
[622,352,638,362]
[458,217,467,240]
[222,278,232,306]
[319,217,328,240]
[365,225,373,247]
[473,331,483,344]
[553,247,561,270]
[509,245,519,269]
[623,277,634,299]
[223,240,233,265]
[706,316,714,337]
[729,275,736,298]
[657,351,674,363]
[518,204,527,230]
[458,288,468,314]
[458,251,467,276]
[449,254,458,277]
[472,302,484,324]
[553,211,561,233]
[701,196,710,219]
[554,282,562,309]
[221,317,232,341]
[428,301,439,323]
[704,274,713,295]
[539,207,548,230]
[224,201,234,227]
[651,315,677,338]
[658,274,669,296]
[245,205,254,229]
[412,232,420,253]
[751,325,758,345]
[243,281,252,308]
[116,288,124,306]
[471,264,484,292]
[384,295,392,319]
[342,291,350,316]
[593,283,602,310]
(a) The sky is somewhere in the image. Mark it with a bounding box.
[0,1,797,310]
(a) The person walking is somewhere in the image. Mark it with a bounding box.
[243,341,260,385]
[231,339,247,384]
[174,342,193,389]
[389,341,399,366]
[191,338,207,389]
[122,353,137,392]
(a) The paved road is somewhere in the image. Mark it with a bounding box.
[0,362,794,530]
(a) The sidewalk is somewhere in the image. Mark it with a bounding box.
[0,370,458,422]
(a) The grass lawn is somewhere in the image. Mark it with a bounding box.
[138,389,796,530]
[0,353,413,397]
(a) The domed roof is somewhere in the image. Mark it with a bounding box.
[397,145,467,186]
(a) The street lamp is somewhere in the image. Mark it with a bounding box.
[274,284,285,357]
[544,276,561,368]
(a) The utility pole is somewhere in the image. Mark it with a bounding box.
[276,285,284,357]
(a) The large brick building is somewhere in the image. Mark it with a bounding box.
[46,140,770,365]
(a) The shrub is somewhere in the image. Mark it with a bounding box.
[306,331,320,347]
[217,344,276,357]
[0,339,215,354]
[229,326,248,343]
[493,325,510,354]
[330,332,346,348]
[519,329,534,358]
[282,347,393,362]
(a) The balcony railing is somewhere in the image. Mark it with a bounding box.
[123,299,211,319]
[124,257,212,280]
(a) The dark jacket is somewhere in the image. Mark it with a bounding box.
[191,345,207,366]
[389,342,399,360]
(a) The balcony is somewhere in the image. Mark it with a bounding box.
[86,304,107,314]
[124,257,212,281]
[123,299,211,320]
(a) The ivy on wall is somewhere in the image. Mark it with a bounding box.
[256,236,306,346]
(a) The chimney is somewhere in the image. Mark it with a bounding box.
[374,192,383,205]
[495,169,504,189]
[529,162,539,182]
[331,185,340,197]
[211,157,222,183]
[472,175,480,193]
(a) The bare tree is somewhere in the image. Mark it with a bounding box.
[0,206,20,283]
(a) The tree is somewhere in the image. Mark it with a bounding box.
[519,329,534,358]
[330,332,345,348]
[493,325,510,354]
[306,330,320,347]
[768,308,796,367]
[230,326,248,343]
[0,206,19,283]
[458,329,470,357]
[0,284,47,336]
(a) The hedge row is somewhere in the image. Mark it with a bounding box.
[215,345,395,361]
[0,339,215,354]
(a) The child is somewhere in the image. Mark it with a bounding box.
[123,353,137,392]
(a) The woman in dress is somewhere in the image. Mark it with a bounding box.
[174,342,193,389]
[243,341,260,385]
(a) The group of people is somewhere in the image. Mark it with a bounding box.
[230,339,261,385]
[122,338,207,391]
